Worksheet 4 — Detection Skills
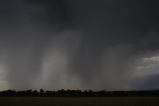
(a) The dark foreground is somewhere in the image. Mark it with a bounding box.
[0,97,159,106]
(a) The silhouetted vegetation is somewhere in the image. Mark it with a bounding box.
[0,89,159,97]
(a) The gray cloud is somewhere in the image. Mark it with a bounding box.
[0,0,159,90]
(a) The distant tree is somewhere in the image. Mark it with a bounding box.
[57,89,65,96]
[40,89,44,93]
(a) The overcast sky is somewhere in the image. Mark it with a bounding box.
[0,0,159,91]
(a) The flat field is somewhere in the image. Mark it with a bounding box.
[0,97,159,106]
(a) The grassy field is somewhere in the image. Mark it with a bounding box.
[0,97,159,106]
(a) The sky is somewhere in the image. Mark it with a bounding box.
[0,0,159,91]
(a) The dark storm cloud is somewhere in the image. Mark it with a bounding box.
[0,0,159,90]
[24,0,74,29]
[66,0,159,89]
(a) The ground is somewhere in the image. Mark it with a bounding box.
[0,97,159,106]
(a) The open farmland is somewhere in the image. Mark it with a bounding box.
[0,97,159,106]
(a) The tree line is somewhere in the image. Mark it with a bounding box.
[0,89,159,97]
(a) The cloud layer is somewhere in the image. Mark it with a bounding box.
[0,0,159,90]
